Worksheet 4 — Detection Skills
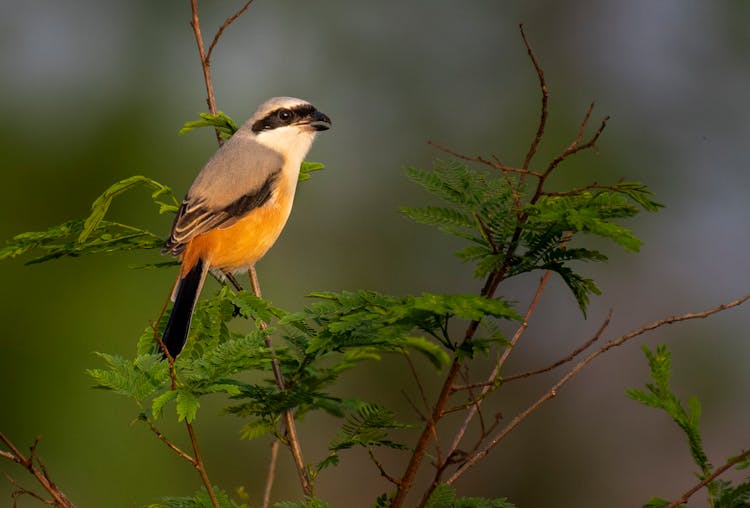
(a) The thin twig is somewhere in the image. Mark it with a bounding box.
[368,448,401,486]
[143,417,196,464]
[427,140,541,177]
[206,0,256,61]
[189,0,222,145]
[434,272,551,490]
[519,23,549,173]
[261,439,280,508]
[666,448,750,508]
[542,106,609,179]
[0,433,75,508]
[185,422,220,508]
[249,266,312,496]
[2,470,51,506]
[446,293,750,485]
[503,310,612,383]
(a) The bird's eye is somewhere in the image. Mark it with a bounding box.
[277,109,293,122]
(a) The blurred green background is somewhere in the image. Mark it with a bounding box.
[1,1,749,506]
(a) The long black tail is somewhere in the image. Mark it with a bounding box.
[162,258,207,358]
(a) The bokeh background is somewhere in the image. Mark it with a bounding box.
[1,1,749,507]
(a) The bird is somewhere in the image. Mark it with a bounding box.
[160,96,331,358]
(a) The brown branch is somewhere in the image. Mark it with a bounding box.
[249,267,312,496]
[542,105,609,179]
[503,310,612,382]
[368,448,401,486]
[427,272,551,498]
[143,417,195,464]
[206,0,256,61]
[519,23,549,173]
[0,433,75,508]
[185,422,220,508]
[261,439,280,508]
[666,448,750,508]
[446,293,750,485]
[427,140,542,177]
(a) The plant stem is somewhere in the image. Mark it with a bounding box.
[249,266,312,496]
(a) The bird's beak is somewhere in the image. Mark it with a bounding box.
[308,110,332,131]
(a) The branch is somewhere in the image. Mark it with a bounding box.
[502,310,612,383]
[206,0,256,61]
[261,439,280,508]
[189,0,218,118]
[446,293,750,485]
[185,422,220,508]
[249,267,312,496]
[143,416,195,464]
[542,104,609,179]
[519,23,549,172]
[666,448,750,508]
[0,433,75,508]
[427,140,542,177]
[368,448,401,486]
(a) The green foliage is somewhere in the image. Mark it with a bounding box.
[86,353,169,403]
[0,176,175,264]
[626,344,711,476]
[424,484,516,508]
[275,498,331,508]
[180,111,239,139]
[149,486,246,508]
[330,403,411,452]
[630,345,750,508]
[403,160,662,314]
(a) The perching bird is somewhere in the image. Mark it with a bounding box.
[161,97,331,358]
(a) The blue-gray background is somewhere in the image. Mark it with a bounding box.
[1,2,748,507]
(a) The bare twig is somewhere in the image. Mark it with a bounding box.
[503,310,612,383]
[427,140,541,177]
[261,439,280,508]
[206,0,256,61]
[143,417,195,464]
[368,448,401,486]
[0,433,75,508]
[541,105,609,179]
[519,23,549,173]
[249,267,312,496]
[189,0,218,120]
[185,422,220,508]
[666,448,750,508]
[446,293,750,485]
[427,271,552,497]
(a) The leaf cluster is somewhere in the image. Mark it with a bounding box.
[0,176,176,265]
[423,484,515,508]
[629,345,750,508]
[403,160,662,313]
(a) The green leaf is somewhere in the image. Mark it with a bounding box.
[299,161,325,183]
[179,111,239,139]
[176,390,200,423]
[80,175,178,242]
[329,403,412,452]
[87,353,168,402]
[412,293,520,322]
[149,486,246,508]
[627,344,712,478]
[239,419,274,441]
[641,498,673,508]
[424,484,516,508]
[151,390,178,420]
[275,497,331,508]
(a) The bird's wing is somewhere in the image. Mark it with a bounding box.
[163,135,284,255]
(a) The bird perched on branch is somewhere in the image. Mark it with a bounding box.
[161,97,331,358]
